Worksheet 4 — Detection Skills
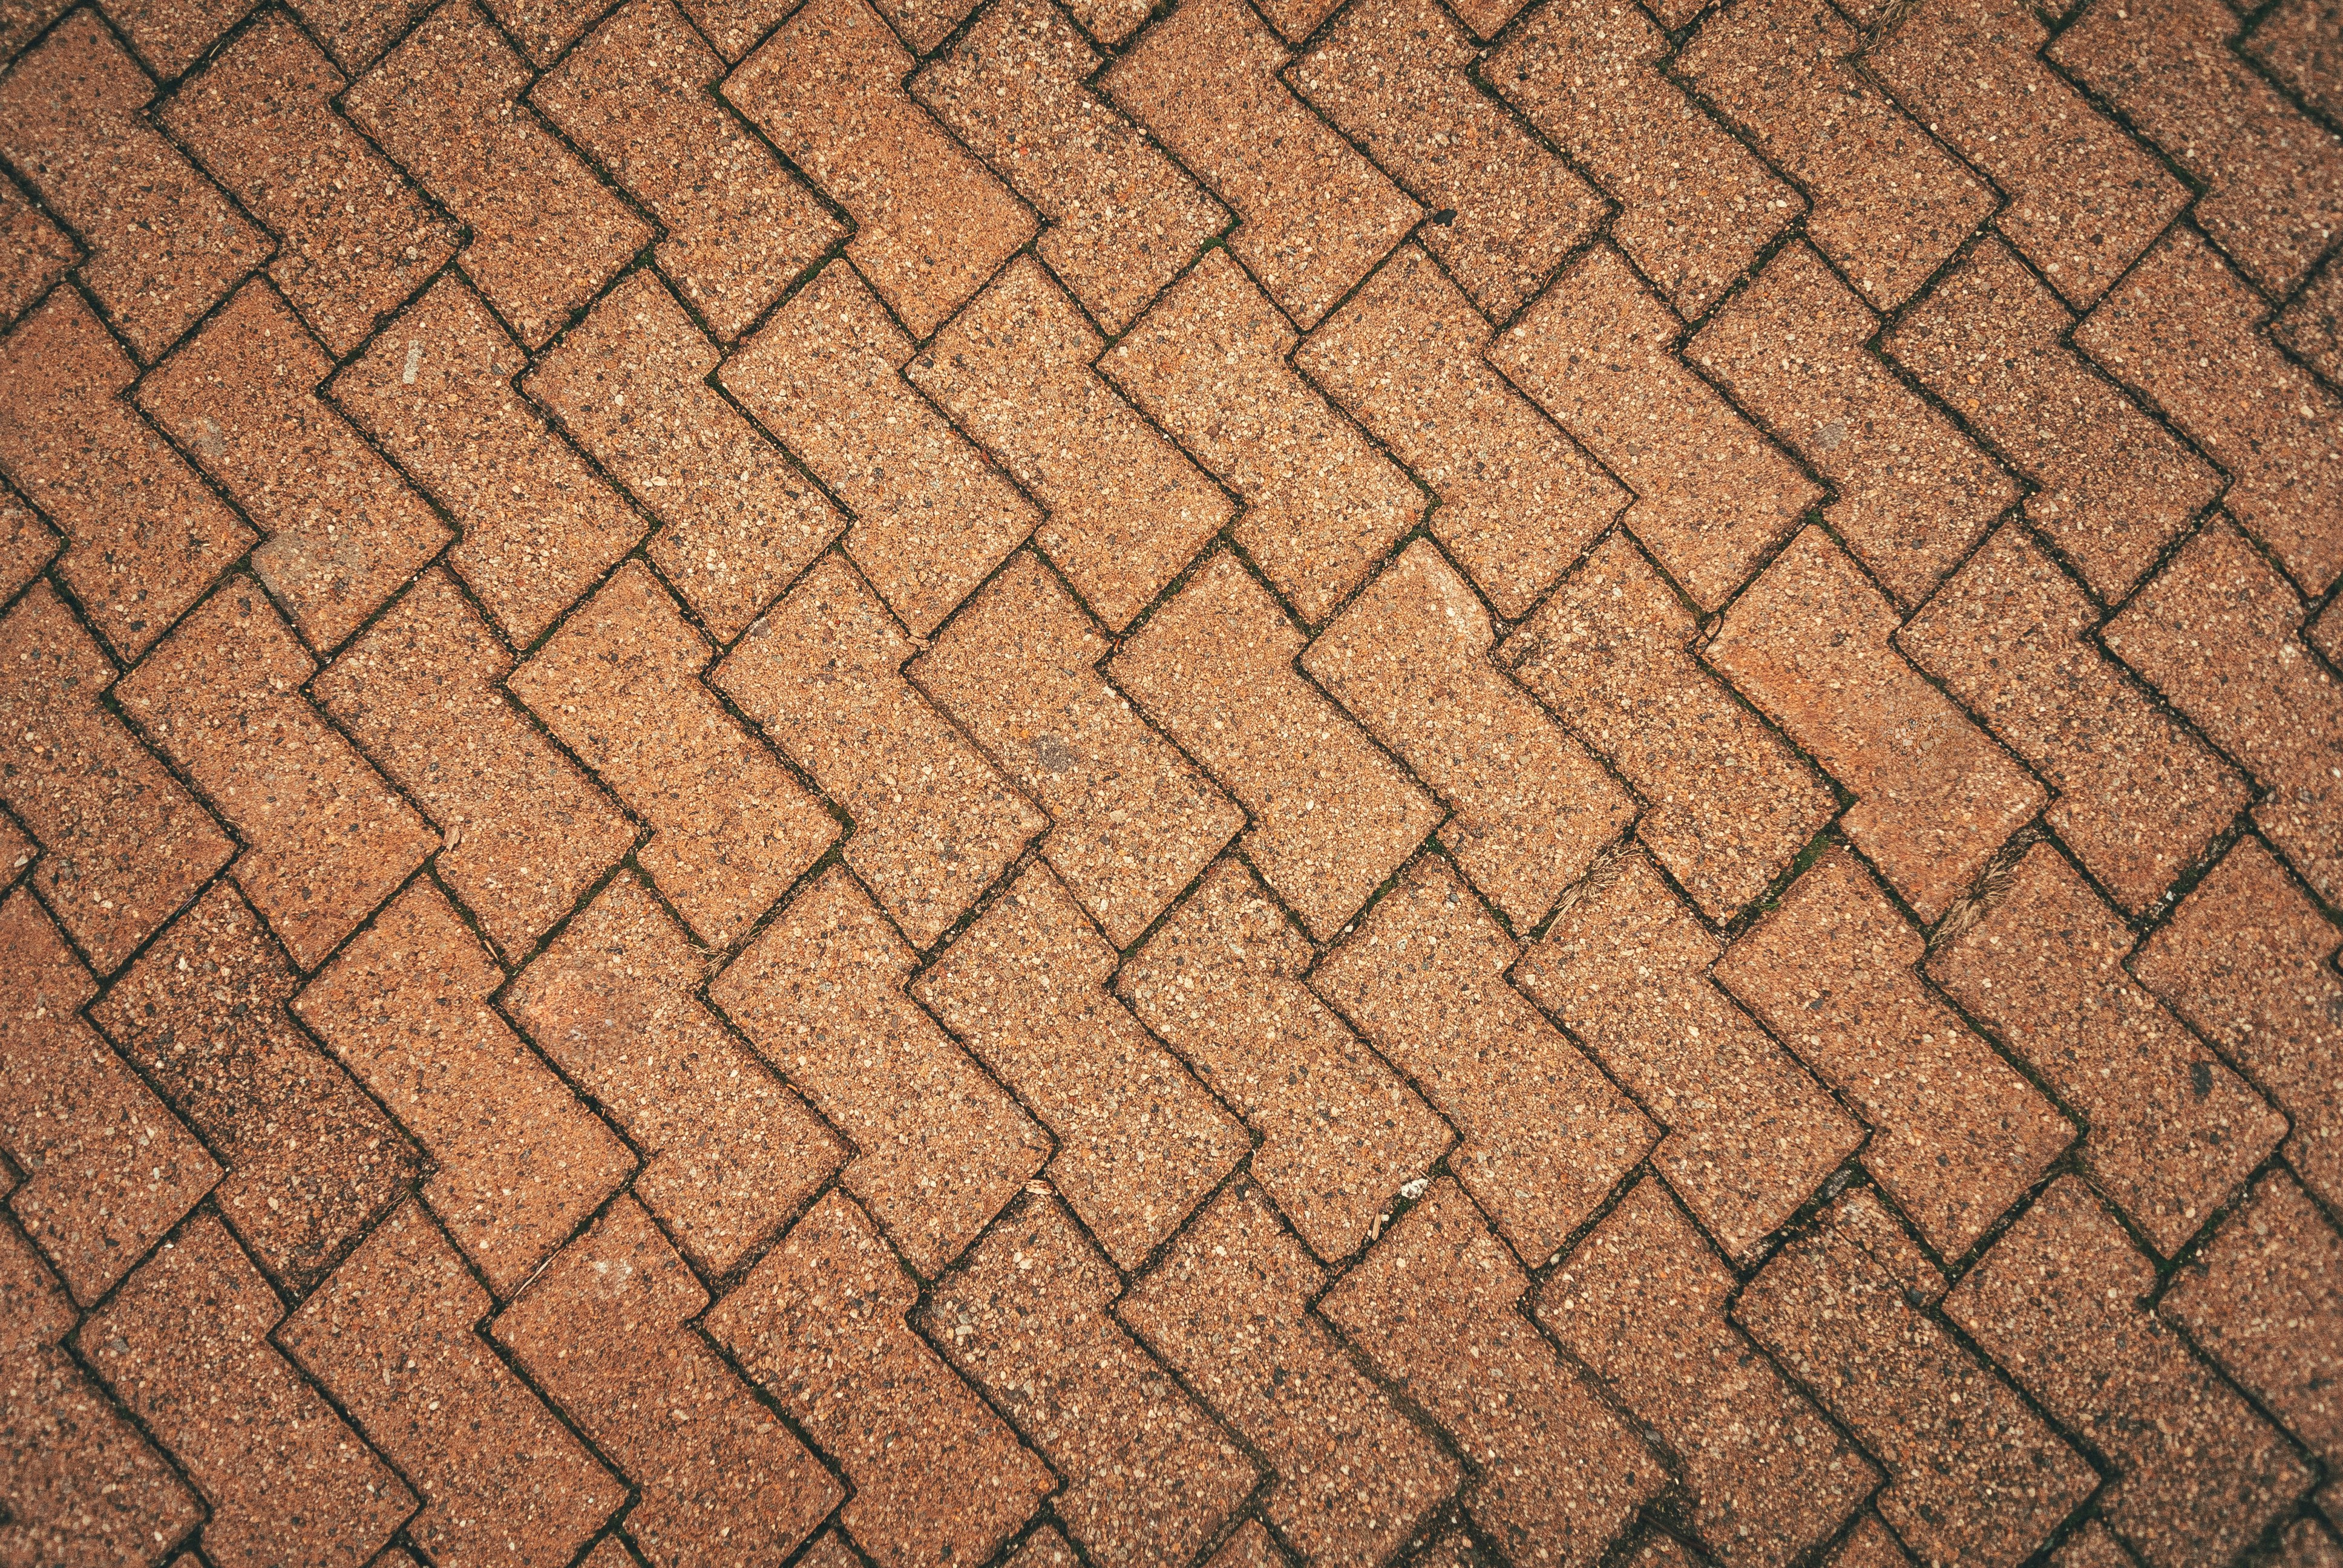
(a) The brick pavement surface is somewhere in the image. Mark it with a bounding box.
[0,0,2338,1558]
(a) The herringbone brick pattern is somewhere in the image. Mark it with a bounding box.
[0,0,2337,1555]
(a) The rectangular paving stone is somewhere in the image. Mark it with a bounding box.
[724,0,1032,335]
[2104,518,2343,910]
[1320,1176,1666,1568]
[1518,852,1863,1263]
[1539,1178,1878,1568]
[1316,855,1656,1264]
[506,560,837,947]
[910,255,1230,632]
[525,270,845,643]
[312,568,635,960]
[2078,228,2343,595]
[344,1,650,348]
[0,488,59,604]
[1680,0,1990,310]
[295,880,635,1296]
[0,888,218,1306]
[1292,0,1602,320]
[1492,246,1820,612]
[1119,857,1450,1261]
[718,553,1045,948]
[723,260,1036,637]
[1869,0,2186,309]
[1883,235,2217,605]
[1946,1178,2314,1565]
[505,871,844,1278]
[923,1192,1259,1568]
[1500,529,1833,923]
[331,275,646,647]
[1693,241,2016,610]
[0,1217,200,1568]
[0,171,71,326]
[0,11,266,361]
[1109,550,1443,942]
[278,1198,625,1568]
[1929,841,2286,1256]
[2134,837,2343,1211]
[79,1212,418,1568]
[0,289,255,660]
[1295,244,1626,621]
[1708,526,2045,925]
[1107,249,1422,626]
[1305,540,1633,928]
[1103,0,1420,330]
[493,1196,845,1568]
[92,882,422,1290]
[159,13,456,358]
[529,0,842,342]
[710,867,1047,1277]
[139,279,449,655]
[1488,0,1792,318]
[914,0,1224,333]
[919,864,1241,1270]
[1736,1189,2096,1567]
[914,552,1244,949]
[0,579,232,973]
[706,1190,1052,1568]
[1713,846,2075,1261]
[1901,524,2246,913]
[1119,1183,1461,1564]
[116,577,438,971]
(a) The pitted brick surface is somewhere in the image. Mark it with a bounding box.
[10,15,2335,1566]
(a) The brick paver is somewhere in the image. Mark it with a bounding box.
[10,11,2338,1566]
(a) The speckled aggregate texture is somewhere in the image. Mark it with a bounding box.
[0,0,2337,1560]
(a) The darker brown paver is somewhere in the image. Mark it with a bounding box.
[294,879,634,1295]
[280,1198,625,1568]
[92,881,421,1290]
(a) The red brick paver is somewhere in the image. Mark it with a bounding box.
[8,14,2338,1567]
